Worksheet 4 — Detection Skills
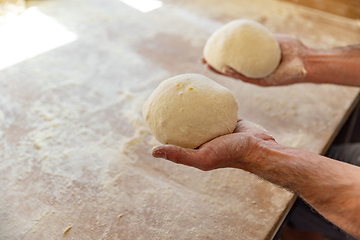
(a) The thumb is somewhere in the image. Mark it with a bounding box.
[152,145,213,171]
[223,66,269,86]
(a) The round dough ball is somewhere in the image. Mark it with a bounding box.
[203,19,281,78]
[143,74,238,149]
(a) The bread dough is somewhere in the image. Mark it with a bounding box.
[203,19,281,78]
[142,74,238,149]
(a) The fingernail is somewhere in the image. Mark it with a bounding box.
[153,150,166,159]
[223,66,233,74]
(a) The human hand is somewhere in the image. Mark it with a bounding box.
[202,34,309,86]
[152,119,276,171]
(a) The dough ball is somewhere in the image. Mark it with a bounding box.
[143,74,238,149]
[203,19,281,78]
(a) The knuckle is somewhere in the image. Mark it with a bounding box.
[198,148,217,171]
[169,152,183,165]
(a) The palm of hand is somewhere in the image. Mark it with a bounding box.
[152,120,276,171]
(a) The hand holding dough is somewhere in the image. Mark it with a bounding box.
[204,19,281,78]
[204,34,309,87]
[143,74,238,149]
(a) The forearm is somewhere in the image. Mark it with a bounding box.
[304,45,360,87]
[152,119,360,236]
[246,141,360,239]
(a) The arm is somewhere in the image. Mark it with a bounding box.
[258,143,360,239]
[203,34,360,87]
[152,120,360,239]
[305,46,360,86]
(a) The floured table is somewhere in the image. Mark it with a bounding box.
[0,0,359,239]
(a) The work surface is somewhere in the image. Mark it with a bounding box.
[1,0,360,239]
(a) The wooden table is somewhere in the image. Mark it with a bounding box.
[0,0,359,239]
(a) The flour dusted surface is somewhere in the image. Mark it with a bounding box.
[0,0,359,239]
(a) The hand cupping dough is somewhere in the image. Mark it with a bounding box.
[204,19,281,78]
[143,74,238,149]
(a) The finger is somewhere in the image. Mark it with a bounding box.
[223,66,271,86]
[234,120,244,133]
[206,64,228,77]
[223,66,249,80]
[152,145,212,170]
[241,78,269,87]
[236,120,275,141]
[237,119,264,131]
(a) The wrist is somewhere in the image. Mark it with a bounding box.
[249,139,359,197]
[245,139,324,194]
[242,139,300,188]
[303,45,360,86]
[303,48,334,84]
